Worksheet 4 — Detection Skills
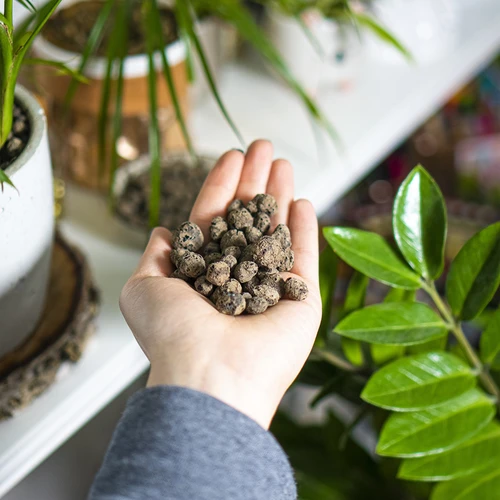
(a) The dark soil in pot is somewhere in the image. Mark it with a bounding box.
[114,156,213,230]
[43,0,178,56]
[0,102,31,171]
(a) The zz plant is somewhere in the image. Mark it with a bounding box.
[317,165,500,499]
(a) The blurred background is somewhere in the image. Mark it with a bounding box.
[1,0,500,498]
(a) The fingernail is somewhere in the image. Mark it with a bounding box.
[231,148,244,153]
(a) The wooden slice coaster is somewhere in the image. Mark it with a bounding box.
[0,233,100,419]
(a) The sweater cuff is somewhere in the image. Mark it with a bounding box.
[89,385,296,500]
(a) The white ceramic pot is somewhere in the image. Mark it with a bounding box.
[265,9,362,93]
[0,86,54,358]
[365,0,458,65]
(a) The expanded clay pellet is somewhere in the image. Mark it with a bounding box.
[169,193,308,315]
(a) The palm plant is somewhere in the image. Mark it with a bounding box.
[0,0,83,189]
[42,0,408,226]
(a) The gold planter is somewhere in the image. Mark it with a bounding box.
[32,34,188,191]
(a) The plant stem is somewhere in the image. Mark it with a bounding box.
[312,347,359,372]
[5,0,14,25]
[423,281,500,409]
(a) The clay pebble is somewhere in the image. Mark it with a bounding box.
[194,275,214,296]
[234,261,258,283]
[178,251,205,278]
[222,254,238,270]
[246,296,268,315]
[254,212,271,234]
[206,261,231,286]
[228,208,254,230]
[245,226,262,244]
[216,292,246,316]
[210,216,228,241]
[253,236,282,268]
[220,229,247,250]
[173,221,204,251]
[168,193,308,315]
[285,277,308,301]
[253,284,280,306]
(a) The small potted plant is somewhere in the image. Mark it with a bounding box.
[263,0,410,91]
[0,0,72,358]
[278,165,500,498]
[31,0,189,192]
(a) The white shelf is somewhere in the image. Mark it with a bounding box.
[0,190,148,498]
[2,1,500,496]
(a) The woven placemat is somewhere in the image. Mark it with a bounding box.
[0,233,100,419]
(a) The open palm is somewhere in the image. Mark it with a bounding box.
[120,140,321,428]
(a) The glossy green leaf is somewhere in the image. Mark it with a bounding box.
[393,166,447,279]
[335,302,447,346]
[399,422,500,481]
[341,272,368,366]
[370,344,405,365]
[407,335,447,355]
[377,389,495,457]
[377,287,416,361]
[480,307,500,370]
[431,468,500,500]
[323,227,421,289]
[446,222,500,320]
[318,246,337,342]
[384,287,416,303]
[362,351,476,411]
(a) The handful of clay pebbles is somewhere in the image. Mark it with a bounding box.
[169,194,308,315]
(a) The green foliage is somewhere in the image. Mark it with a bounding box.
[480,307,500,370]
[393,165,447,280]
[318,246,338,343]
[362,352,476,411]
[399,422,500,481]
[313,165,500,499]
[377,389,495,458]
[0,0,63,148]
[335,302,447,346]
[340,271,368,366]
[323,227,421,289]
[0,0,71,190]
[431,469,500,500]
[445,222,500,321]
[271,411,404,500]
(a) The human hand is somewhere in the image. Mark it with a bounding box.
[120,140,322,429]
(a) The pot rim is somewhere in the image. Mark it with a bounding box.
[33,35,186,80]
[4,85,46,179]
[112,151,216,199]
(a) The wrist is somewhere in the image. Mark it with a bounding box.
[147,362,280,429]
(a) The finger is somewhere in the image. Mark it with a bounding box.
[266,158,294,228]
[288,199,319,284]
[133,227,173,278]
[190,150,245,238]
[235,139,274,202]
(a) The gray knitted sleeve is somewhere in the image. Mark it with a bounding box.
[88,385,297,500]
